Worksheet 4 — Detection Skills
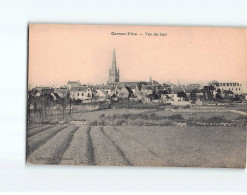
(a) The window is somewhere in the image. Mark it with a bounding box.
[82,93,84,96]
[227,84,229,86]
[77,93,79,96]
[236,88,238,90]
[239,88,241,90]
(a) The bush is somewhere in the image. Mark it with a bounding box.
[89,120,98,126]
[235,115,247,121]
[116,120,125,126]
[168,114,184,120]
[99,114,105,118]
[183,105,190,109]
[206,116,227,123]
[97,120,106,126]
[112,114,117,120]
[149,113,158,119]
[160,120,173,126]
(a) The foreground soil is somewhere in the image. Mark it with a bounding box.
[26,125,246,168]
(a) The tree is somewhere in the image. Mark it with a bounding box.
[60,98,68,120]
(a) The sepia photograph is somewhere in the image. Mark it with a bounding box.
[27,24,247,168]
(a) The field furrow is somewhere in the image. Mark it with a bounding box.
[113,127,160,158]
[27,126,79,164]
[27,125,55,138]
[116,126,246,168]
[60,127,89,165]
[27,125,68,156]
[90,127,130,166]
[86,127,95,165]
[27,124,43,130]
[103,126,164,166]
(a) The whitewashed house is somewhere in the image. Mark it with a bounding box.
[70,86,93,101]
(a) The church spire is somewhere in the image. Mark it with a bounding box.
[112,48,117,70]
[108,48,120,83]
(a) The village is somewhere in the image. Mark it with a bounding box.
[26,36,247,168]
[27,50,247,166]
[28,50,247,116]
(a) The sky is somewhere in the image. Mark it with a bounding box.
[29,24,247,91]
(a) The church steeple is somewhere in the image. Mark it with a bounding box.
[112,48,117,70]
[108,49,120,83]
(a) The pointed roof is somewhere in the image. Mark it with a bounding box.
[112,48,117,70]
[96,88,110,98]
[54,88,67,94]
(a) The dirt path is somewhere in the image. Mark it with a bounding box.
[230,110,247,116]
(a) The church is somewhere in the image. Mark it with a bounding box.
[106,49,158,87]
[107,49,120,83]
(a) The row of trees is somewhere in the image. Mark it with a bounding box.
[27,90,72,122]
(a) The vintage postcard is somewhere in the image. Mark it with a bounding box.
[27,24,247,168]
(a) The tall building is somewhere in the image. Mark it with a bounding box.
[212,81,243,95]
[107,49,120,83]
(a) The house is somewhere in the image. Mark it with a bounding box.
[116,85,130,99]
[141,85,154,96]
[70,86,93,101]
[31,89,41,97]
[41,88,54,96]
[143,94,152,103]
[67,81,81,90]
[54,88,68,99]
[126,85,137,96]
[100,84,115,96]
[221,90,235,99]
[135,88,145,100]
[187,83,202,89]
[190,88,204,100]
[51,93,61,101]
[155,85,168,96]
[212,81,243,95]
[94,88,110,101]
[165,93,181,102]
[125,86,135,98]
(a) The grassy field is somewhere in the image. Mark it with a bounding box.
[154,110,241,120]
[69,108,151,122]
[27,104,247,167]
[27,125,246,168]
